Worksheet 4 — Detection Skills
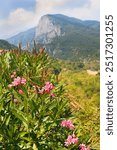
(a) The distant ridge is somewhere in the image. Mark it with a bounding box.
[0,39,17,49]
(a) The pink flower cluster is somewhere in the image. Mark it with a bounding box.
[65,133,78,147]
[44,82,54,94]
[79,144,90,150]
[33,82,54,95]
[61,120,90,149]
[61,120,74,130]
[8,76,26,87]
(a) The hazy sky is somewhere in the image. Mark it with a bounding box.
[0,0,100,39]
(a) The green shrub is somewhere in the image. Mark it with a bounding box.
[0,50,91,150]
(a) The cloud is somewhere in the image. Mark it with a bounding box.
[0,0,35,19]
[35,0,99,20]
[0,8,36,39]
[36,0,89,10]
[61,0,100,20]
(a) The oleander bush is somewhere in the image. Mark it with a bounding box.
[0,49,99,150]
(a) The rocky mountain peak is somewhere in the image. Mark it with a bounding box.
[35,15,62,44]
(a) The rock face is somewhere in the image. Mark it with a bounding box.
[35,15,62,44]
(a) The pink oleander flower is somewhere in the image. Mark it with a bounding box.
[11,76,26,87]
[65,135,72,146]
[61,120,74,130]
[33,82,54,95]
[18,89,24,94]
[20,77,26,85]
[79,144,87,150]
[64,134,78,147]
[12,77,21,86]
[44,82,54,94]
[79,144,90,150]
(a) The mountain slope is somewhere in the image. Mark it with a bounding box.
[36,14,100,60]
[7,28,35,49]
[7,14,100,60]
[0,39,17,49]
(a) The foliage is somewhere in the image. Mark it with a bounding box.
[0,49,99,149]
[59,70,100,150]
[51,58,100,73]
[0,50,94,150]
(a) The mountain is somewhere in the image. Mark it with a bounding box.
[0,39,17,49]
[7,14,100,60]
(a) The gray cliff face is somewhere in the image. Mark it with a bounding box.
[35,15,62,44]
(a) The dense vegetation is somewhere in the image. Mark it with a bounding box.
[52,58,100,150]
[0,49,99,150]
[46,27,100,61]
[59,70,100,150]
